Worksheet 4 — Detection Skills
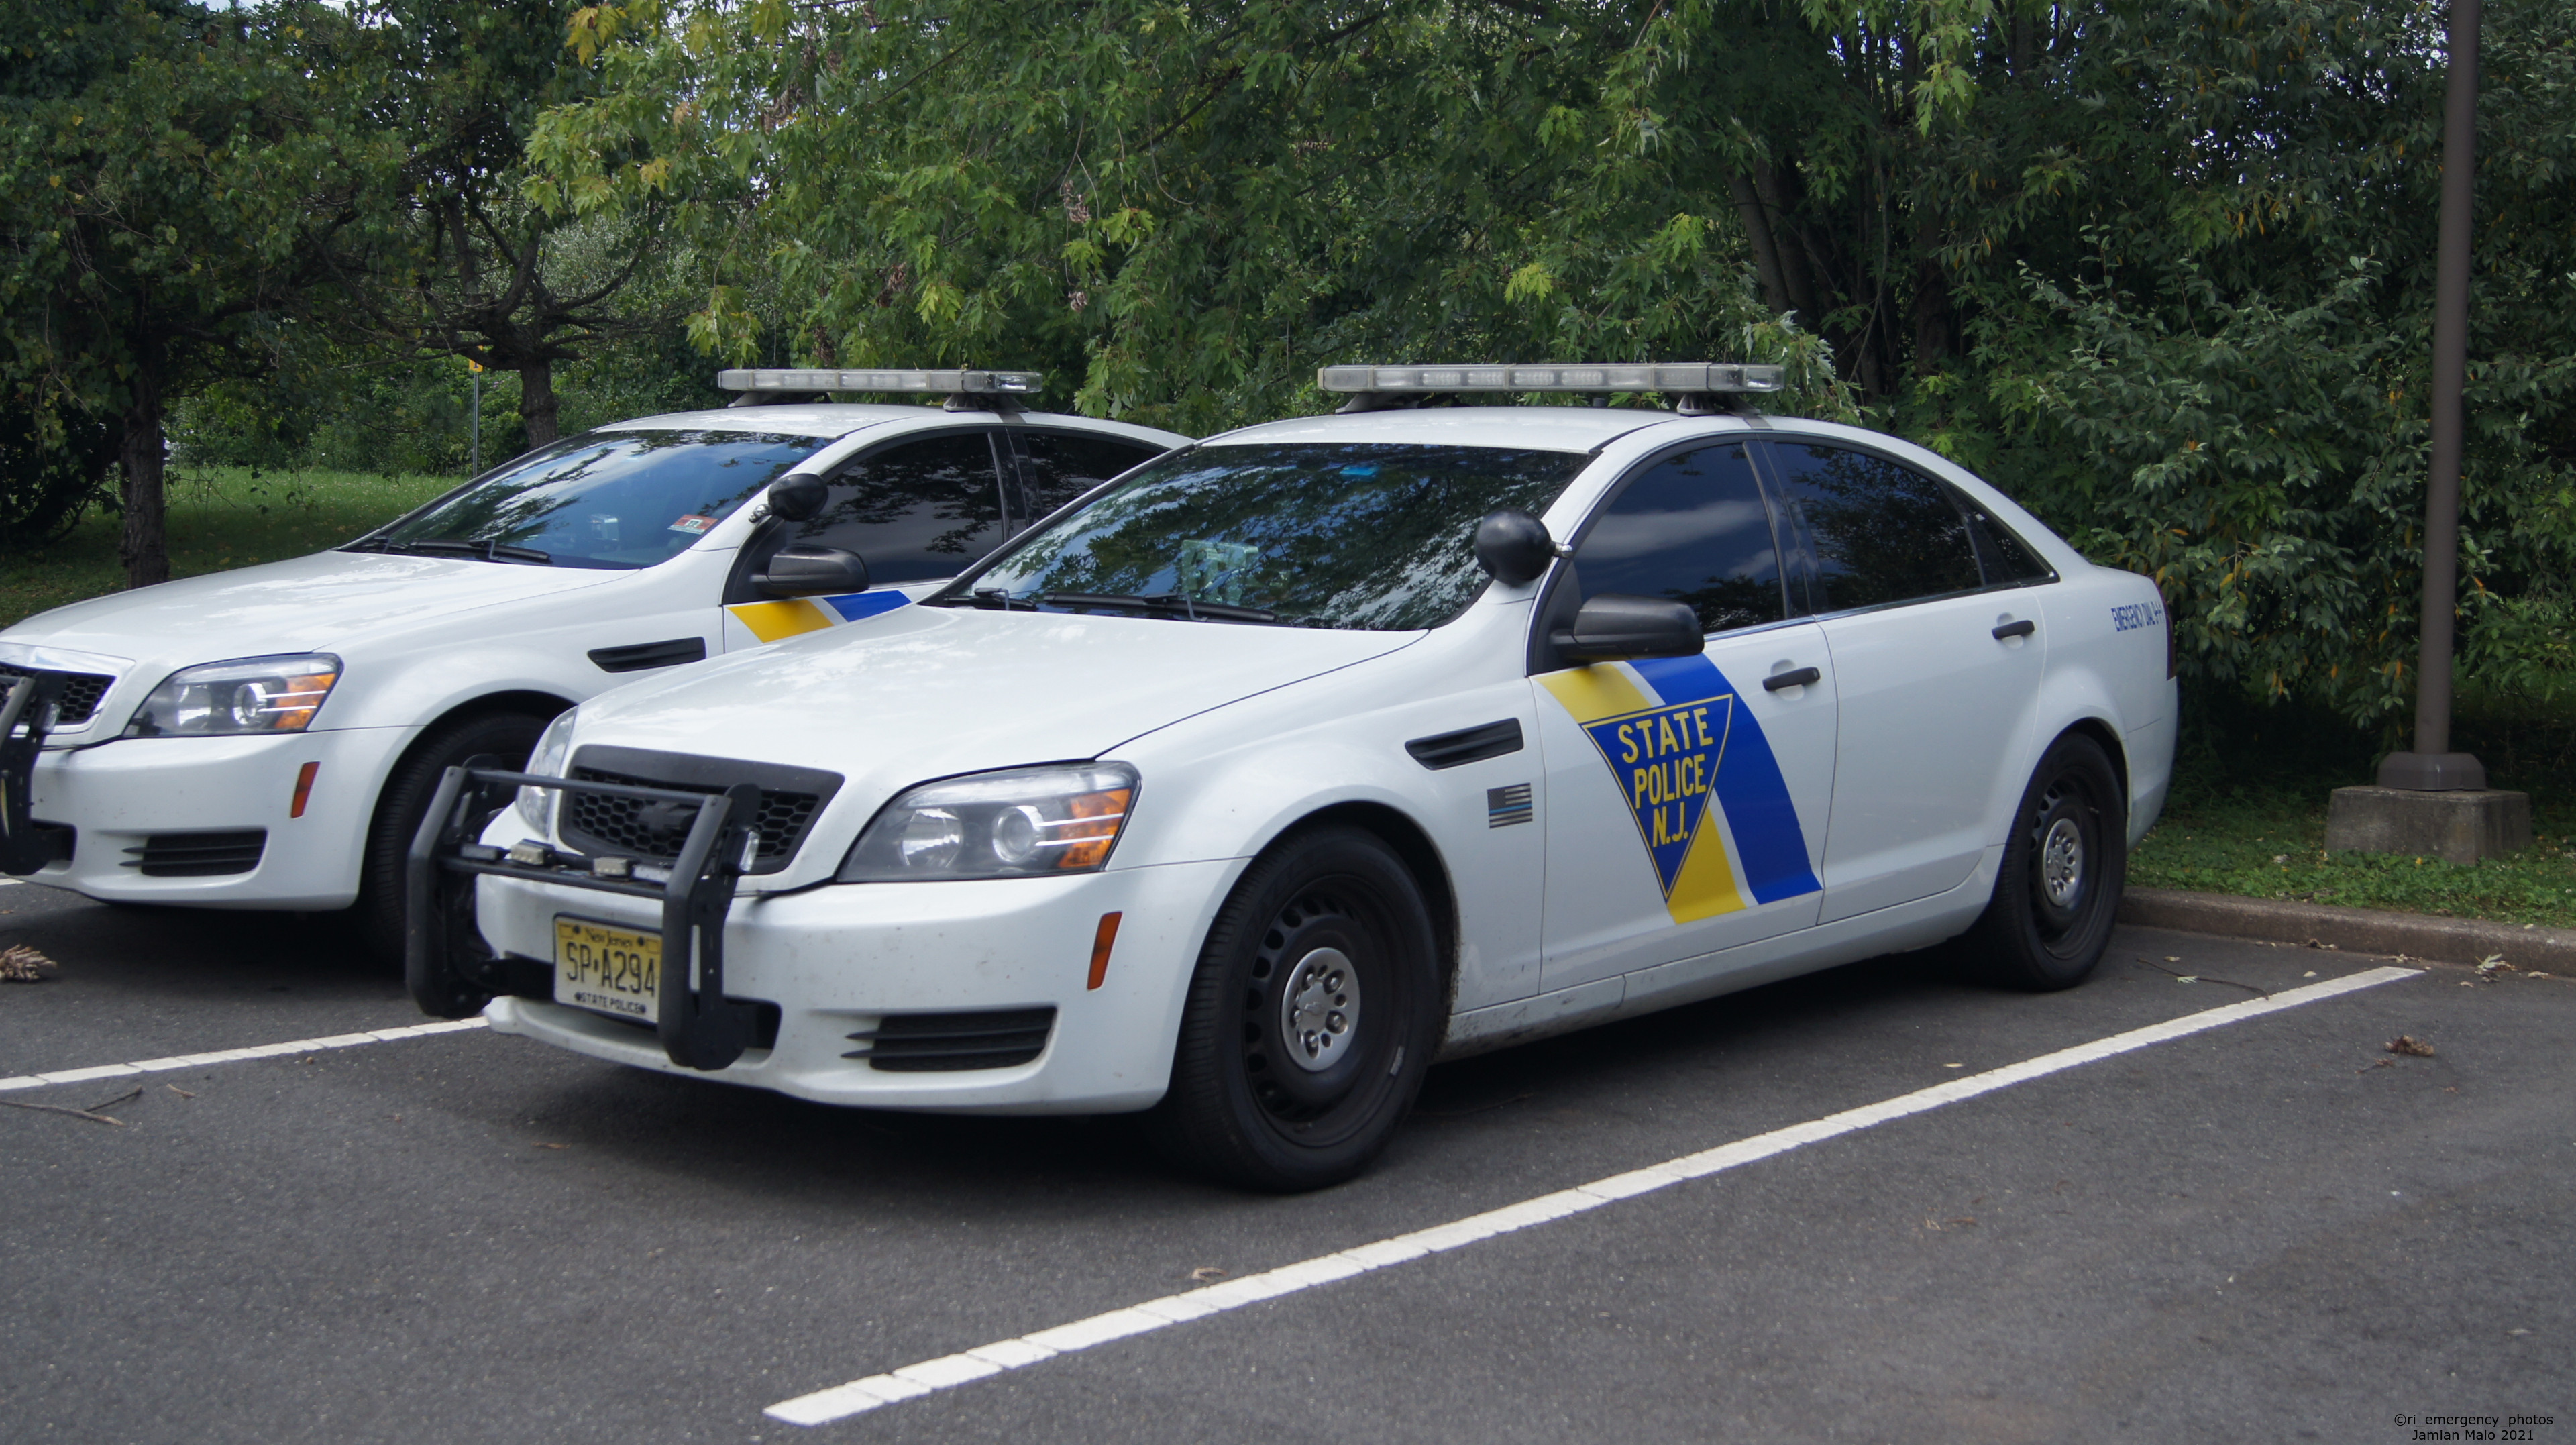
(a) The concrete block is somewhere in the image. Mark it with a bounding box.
[2324,786,2532,865]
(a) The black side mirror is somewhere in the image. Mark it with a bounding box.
[1473,509,1556,586]
[767,472,828,523]
[1550,593,1705,663]
[754,545,869,599]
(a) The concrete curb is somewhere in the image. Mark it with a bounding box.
[2117,886,2576,971]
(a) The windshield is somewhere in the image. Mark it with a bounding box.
[356,430,829,570]
[942,442,1589,630]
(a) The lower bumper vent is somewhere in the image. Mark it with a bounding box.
[845,1008,1056,1073]
[122,830,266,877]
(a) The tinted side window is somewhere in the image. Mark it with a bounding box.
[799,433,1008,584]
[1014,431,1166,523]
[1764,442,1981,612]
[1573,443,1786,635]
[1965,509,2055,585]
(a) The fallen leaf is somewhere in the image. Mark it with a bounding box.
[533,1142,571,1150]
[1189,1266,1227,1282]
[2386,1035,2436,1057]
[1942,1062,1963,1069]
[0,943,59,983]
[2303,971,2318,978]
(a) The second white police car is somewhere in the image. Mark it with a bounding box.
[414,363,2176,1191]
[0,370,1182,957]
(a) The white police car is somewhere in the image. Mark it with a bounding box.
[417,362,2176,1191]
[0,370,1184,957]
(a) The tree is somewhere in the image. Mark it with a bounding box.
[0,0,398,588]
[346,0,669,450]
[535,0,2576,726]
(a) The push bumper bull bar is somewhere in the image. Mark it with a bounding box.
[0,674,70,876]
[405,763,763,1071]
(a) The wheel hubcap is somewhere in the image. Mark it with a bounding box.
[2040,816,2084,908]
[1278,947,1360,1073]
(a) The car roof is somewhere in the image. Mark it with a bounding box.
[1200,405,1687,453]
[603,405,1187,445]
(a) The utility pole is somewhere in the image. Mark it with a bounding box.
[2324,0,2531,863]
[468,358,482,476]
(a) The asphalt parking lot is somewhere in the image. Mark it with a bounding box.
[2,877,2568,1444]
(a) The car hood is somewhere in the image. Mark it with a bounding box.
[1,550,626,663]
[570,604,1420,806]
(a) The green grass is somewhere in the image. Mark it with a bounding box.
[2131,696,2576,928]
[0,466,458,629]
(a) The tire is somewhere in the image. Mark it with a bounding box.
[356,710,553,964]
[1147,826,1442,1193]
[1962,731,2126,991]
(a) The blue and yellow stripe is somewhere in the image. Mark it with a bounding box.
[724,590,911,643]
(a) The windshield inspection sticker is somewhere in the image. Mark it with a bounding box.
[669,514,718,535]
[1541,655,1821,922]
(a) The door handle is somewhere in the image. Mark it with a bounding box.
[1762,666,1821,692]
[1991,619,2036,640]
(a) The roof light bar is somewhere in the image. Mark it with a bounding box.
[1316,363,1783,395]
[716,368,1044,396]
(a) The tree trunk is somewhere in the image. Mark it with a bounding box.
[1727,173,1797,318]
[519,360,559,449]
[118,356,168,590]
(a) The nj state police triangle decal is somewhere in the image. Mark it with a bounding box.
[1540,654,1823,924]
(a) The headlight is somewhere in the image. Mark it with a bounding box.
[124,654,343,737]
[838,764,1138,882]
[517,709,578,834]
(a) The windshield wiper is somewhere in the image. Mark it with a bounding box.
[360,538,553,566]
[1038,592,1279,624]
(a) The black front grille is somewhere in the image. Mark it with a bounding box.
[123,830,265,877]
[845,1008,1057,1072]
[0,663,115,726]
[555,745,841,876]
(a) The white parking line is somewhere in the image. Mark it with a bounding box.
[765,964,2420,1427]
[0,1018,487,1093]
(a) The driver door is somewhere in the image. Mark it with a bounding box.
[1534,441,1838,994]
[720,429,1009,651]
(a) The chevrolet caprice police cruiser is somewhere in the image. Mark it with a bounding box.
[412,362,2176,1191]
[0,370,1183,957]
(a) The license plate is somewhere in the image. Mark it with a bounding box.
[554,917,661,1024]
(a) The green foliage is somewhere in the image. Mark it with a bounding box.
[0,0,406,582]
[524,0,2576,737]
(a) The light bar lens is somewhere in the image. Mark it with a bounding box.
[716,368,1043,396]
[1315,363,1784,394]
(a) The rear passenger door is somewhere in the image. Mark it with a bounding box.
[1533,441,1836,994]
[1759,439,2045,922]
[721,428,1010,649]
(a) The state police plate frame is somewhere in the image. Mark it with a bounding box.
[554,916,662,1025]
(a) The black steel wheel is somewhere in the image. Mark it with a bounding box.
[1148,826,1441,1192]
[358,710,553,964]
[1962,731,2126,990]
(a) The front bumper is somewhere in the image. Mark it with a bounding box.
[18,726,407,908]
[476,857,1240,1115]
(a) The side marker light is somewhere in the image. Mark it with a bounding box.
[1087,912,1123,991]
[289,761,320,818]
